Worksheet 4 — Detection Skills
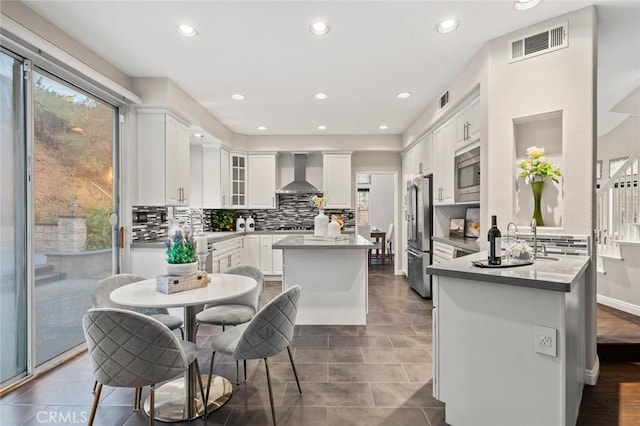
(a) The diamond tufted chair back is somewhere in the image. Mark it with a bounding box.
[83,308,189,388]
[233,285,300,360]
[202,265,265,312]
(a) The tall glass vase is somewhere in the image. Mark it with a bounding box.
[531,181,545,226]
[314,210,329,236]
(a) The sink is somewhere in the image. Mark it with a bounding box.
[534,256,560,261]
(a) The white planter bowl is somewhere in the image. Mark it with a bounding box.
[166,261,198,276]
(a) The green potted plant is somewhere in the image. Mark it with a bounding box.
[212,210,235,231]
[518,146,562,226]
[164,228,198,275]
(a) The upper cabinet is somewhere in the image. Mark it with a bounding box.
[454,96,480,152]
[323,152,352,208]
[402,139,424,179]
[433,117,455,205]
[422,133,434,175]
[138,111,190,206]
[190,144,231,209]
[230,152,247,208]
[247,153,277,209]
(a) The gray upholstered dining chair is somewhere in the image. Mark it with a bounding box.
[195,265,264,384]
[83,308,206,425]
[91,274,185,394]
[93,274,184,336]
[386,223,394,262]
[206,285,302,426]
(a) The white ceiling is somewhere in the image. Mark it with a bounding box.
[21,0,640,137]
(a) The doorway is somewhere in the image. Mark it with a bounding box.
[356,172,399,274]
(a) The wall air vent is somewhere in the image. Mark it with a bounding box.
[439,90,449,110]
[509,22,568,63]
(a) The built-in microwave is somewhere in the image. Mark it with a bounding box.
[455,147,480,203]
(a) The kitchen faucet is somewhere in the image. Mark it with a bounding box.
[531,218,537,260]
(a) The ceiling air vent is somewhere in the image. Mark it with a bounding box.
[509,22,568,63]
[439,90,449,110]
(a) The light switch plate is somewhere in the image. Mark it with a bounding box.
[533,325,557,357]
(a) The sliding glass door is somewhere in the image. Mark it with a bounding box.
[1,47,120,387]
[0,50,28,385]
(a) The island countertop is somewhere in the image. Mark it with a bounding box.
[273,234,374,249]
[426,251,590,292]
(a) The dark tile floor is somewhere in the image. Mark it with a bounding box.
[2,264,639,425]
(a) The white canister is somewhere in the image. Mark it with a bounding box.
[328,219,341,237]
[246,216,255,232]
[236,217,245,232]
[314,210,329,237]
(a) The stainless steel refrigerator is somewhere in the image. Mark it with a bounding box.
[406,174,433,298]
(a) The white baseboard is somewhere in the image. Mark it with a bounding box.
[584,356,600,386]
[597,294,640,317]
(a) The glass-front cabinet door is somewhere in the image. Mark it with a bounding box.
[230,152,246,207]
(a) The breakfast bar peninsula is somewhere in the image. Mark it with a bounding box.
[272,234,374,325]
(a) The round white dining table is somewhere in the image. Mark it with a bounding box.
[110,273,257,422]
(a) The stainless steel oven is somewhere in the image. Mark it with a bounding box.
[455,147,480,203]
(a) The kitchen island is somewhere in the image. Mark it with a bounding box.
[427,252,590,426]
[273,234,374,325]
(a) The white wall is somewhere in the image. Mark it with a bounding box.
[368,174,395,232]
[597,115,640,183]
[598,243,640,316]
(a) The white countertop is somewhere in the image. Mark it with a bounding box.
[426,251,590,292]
[272,234,374,249]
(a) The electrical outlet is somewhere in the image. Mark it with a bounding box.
[533,325,557,357]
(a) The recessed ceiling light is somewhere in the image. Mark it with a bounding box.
[514,0,542,11]
[257,126,267,131]
[231,93,245,101]
[378,124,390,130]
[193,133,204,138]
[310,22,330,35]
[317,125,327,130]
[396,92,412,99]
[436,19,459,34]
[177,24,197,37]
[314,92,328,100]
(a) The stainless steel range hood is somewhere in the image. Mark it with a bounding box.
[276,153,322,195]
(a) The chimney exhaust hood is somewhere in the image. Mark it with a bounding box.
[276,153,322,195]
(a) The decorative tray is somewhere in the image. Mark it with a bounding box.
[471,259,533,268]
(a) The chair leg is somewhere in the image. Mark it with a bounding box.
[243,359,247,382]
[179,327,185,340]
[264,358,277,426]
[133,387,142,411]
[194,360,207,418]
[88,383,102,426]
[205,351,216,405]
[286,346,303,396]
[149,384,155,425]
[235,359,240,385]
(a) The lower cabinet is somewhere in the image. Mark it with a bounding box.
[243,235,260,268]
[211,238,243,273]
[260,235,274,274]
[432,241,455,264]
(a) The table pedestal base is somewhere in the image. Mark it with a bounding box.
[143,374,232,422]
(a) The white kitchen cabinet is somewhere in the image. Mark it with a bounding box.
[190,144,230,209]
[248,153,277,209]
[323,152,352,208]
[138,111,190,206]
[259,235,273,274]
[433,117,455,205]
[230,152,247,208]
[271,234,288,275]
[432,240,455,264]
[454,96,480,151]
[243,235,260,268]
[422,133,433,175]
[211,237,243,273]
[220,148,230,207]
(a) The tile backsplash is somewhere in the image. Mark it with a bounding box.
[515,233,590,256]
[132,195,355,242]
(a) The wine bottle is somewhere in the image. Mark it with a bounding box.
[488,215,502,265]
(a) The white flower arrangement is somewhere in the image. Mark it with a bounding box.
[518,146,562,184]
[506,240,533,259]
[310,195,327,210]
